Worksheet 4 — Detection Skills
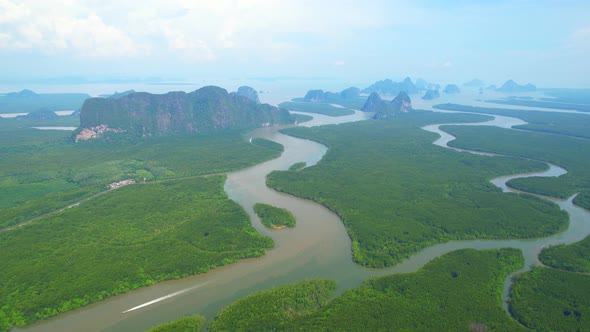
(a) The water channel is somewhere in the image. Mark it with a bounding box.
[23,95,590,331]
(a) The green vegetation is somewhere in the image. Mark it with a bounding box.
[148,315,206,332]
[254,203,296,229]
[288,161,306,171]
[0,126,283,229]
[485,97,590,112]
[0,176,273,330]
[278,101,355,116]
[0,90,89,114]
[211,249,525,331]
[539,237,590,273]
[542,88,590,105]
[251,137,284,152]
[444,125,590,209]
[290,113,313,123]
[284,249,525,331]
[267,112,567,267]
[433,103,590,139]
[510,267,590,331]
[209,279,336,332]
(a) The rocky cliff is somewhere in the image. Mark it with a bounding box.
[362,92,412,119]
[235,86,260,103]
[78,86,293,140]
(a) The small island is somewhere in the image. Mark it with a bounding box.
[254,203,296,229]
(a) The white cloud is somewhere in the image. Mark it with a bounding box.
[0,0,403,62]
[334,60,346,67]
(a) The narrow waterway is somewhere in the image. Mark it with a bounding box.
[22,95,590,332]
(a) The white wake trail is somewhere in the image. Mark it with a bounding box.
[122,282,208,313]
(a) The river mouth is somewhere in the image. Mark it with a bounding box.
[21,96,590,332]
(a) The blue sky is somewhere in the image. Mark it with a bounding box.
[1,0,589,88]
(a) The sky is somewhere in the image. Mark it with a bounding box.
[1,0,589,88]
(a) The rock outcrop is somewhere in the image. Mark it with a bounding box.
[361,92,388,112]
[362,77,420,95]
[236,86,260,104]
[443,84,461,94]
[422,89,440,100]
[363,92,413,119]
[463,79,484,87]
[303,87,360,103]
[78,86,293,140]
[497,80,536,93]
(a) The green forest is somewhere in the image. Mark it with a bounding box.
[539,236,590,272]
[0,116,283,229]
[484,97,590,112]
[433,103,590,139]
[267,112,567,267]
[0,176,273,330]
[444,125,590,210]
[510,267,590,331]
[148,314,206,332]
[254,203,297,229]
[202,249,525,331]
[208,279,336,331]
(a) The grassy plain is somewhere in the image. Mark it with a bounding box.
[444,125,590,210]
[254,203,296,229]
[0,176,273,330]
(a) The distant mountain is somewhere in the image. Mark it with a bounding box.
[443,84,461,94]
[463,79,484,87]
[77,86,293,141]
[235,86,260,104]
[16,108,58,120]
[422,89,440,100]
[339,87,360,100]
[415,78,429,90]
[497,80,536,93]
[362,77,420,95]
[0,90,90,114]
[362,92,413,119]
[7,89,38,99]
[303,87,360,103]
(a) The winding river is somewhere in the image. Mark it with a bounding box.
[22,95,590,331]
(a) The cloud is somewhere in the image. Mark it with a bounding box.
[566,27,590,52]
[334,60,346,67]
[0,0,402,62]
